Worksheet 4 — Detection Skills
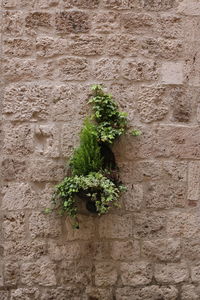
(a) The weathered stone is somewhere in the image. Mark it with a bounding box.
[55,11,90,33]
[63,0,100,8]
[70,35,105,56]
[91,12,120,33]
[122,184,143,211]
[102,0,141,9]
[99,214,132,238]
[181,285,200,300]
[106,35,140,57]
[3,84,52,121]
[86,286,112,300]
[178,0,200,16]
[170,87,192,122]
[2,0,17,7]
[183,238,200,261]
[155,263,189,283]
[156,14,183,39]
[120,262,152,286]
[1,183,37,210]
[191,263,200,282]
[122,59,158,81]
[111,240,140,261]
[137,86,168,123]
[134,212,166,238]
[10,288,40,300]
[0,291,9,300]
[2,11,25,36]
[3,212,26,240]
[4,260,20,286]
[58,57,89,81]
[25,12,52,31]
[3,38,34,57]
[40,286,84,300]
[188,162,200,201]
[1,158,27,181]
[167,211,198,238]
[29,159,65,182]
[29,211,62,238]
[121,13,155,33]
[163,161,187,182]
[161,61,184,85]
[145,181,186,209]
[142,238,181,262]
[36,37,69,58]
[65,215,96,241]
[93,58,120,80]
[95,262,118,286]
[143,0,176,11]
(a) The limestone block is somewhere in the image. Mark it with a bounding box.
[137,86,168,123]
[36,37,69,58]
[145,181,186,209]
[34,124,60,158]
[36,0,60,8]
[65,215,96,241]
[21,258,56,286]
[102,0,141,9]
[40,286,85,300]
[155,263,189,283]
[10,288,40,300]
[121,13,155,33]
[122,59,158,81]
[95,262,118,287]
[154,126,200,159]
[3,38,34,57]
[4,260,20,286]
[58,57,89,81]
[122,184,143,211]
[63,0,100,8]
[55,11,90,33]
[70,35,105,56]
[105,35,140,57]
[120,262,152,286]
[61,123,81,159]
[183,239,200,260]
[3,212,26,241]
[93,58,120,80]
[111,240,140,261]
[2,11,25,36]
[3,84,52,121]
[0,291,9,300]
[161,62,184,85]
[48,241,81,261]
[99,214,132,238]
[191,263,200,282]
[181,285,200,300]
[167,211,198,238]
[3,123,33,156]
[143,0,176,11]
[2,0,17,7]
[91,11,120,33]
[156,14,183,39]
[29,159,65,182]
[188,162,200,201]
[134,212,166,239]
[142,238,181,262]
[25,12,53,34]
[86,286,112,300]
[169,87,192,122]
[1,158,27,181]
[1,183,37,210]
[116,285,178,300]
[178,0,200,15]
[163,161,187,182]
[29,211,62,238]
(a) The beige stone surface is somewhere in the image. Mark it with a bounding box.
[0,0,199,298]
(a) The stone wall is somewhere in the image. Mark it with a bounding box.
[0,0,200,299]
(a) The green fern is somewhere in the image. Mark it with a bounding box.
[70,119,103,176]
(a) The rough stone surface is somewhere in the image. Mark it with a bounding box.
[0,1,199,298]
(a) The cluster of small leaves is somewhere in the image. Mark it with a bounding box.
[70,119,103,176]
[52,172,123,217]
[89,85,128,144]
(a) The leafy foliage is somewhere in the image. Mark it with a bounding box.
[70,119,103,176]
[89,85,128,144]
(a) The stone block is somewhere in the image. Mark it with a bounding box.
[3,38,34,57]
[163,161,187,182]
[40,286,84,300]
[169,87,192,122]
[3,212,26,240]
[155,263,189,283]
[91,12,120,33]
[122,184,143,211]
[36,37,69,58]
[95,262,118,287]
[25,12,53,33]
[1,183,37,210]
[120,262,152,286]
[191,263,200,282]
[4,260,20,286]
[61,123,82,159]
[167,211,198,238]
[188,162,200,201]
[145,181,186,209]
[63,0,100,8]
[0,291,9,300]
[111,240,140,261]
[181,285,200,300]
[137,86,168,123]
[105,35,140,57]
[2,11,25,36]
[134,212,166,239]
[143,0,176,11]
[29,159,65,182]
[178,0,200,16]
[3,123,33,156]
[2,0,17,7]
[3,83,52,121]
[93,58,120,80]
[65,215,96,241]
[1,158,27,181]
[21,258,56,287]
[86,287,112,300]
[48,241,81,261]
[55,11,90,33]
[70,35,105,56]
[183,239,200,261]
[29,211,62,238]
[142,238,181,262]
[102,0,141,9]
[156,14,183,39]
[161,62,184,85]
[58,57,89,81]
[34,124,60,158]
[99,214,132,238]
[121,13,155,33]
[10,288,40,300]
[122,59,158,81]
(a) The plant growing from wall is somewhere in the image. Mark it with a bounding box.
[47,85,140,228]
